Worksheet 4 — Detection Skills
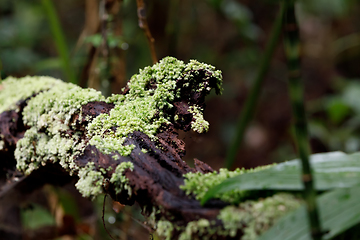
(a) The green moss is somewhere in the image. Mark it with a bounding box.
[3,57,222,201]
[153,194,300,240]
[87,56,222,156]
[156,220,174,240]
[75,162,104,199]
[218,193,301,240]
[188,105,209,133]
[181,165,273,204]
[0,76,61,113]
[110,161,134,196]
[14,78,104,174]
[179,219,214,240]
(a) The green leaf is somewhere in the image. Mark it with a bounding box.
[259,185,360,240]
[201,151,360,205]
[21,203,56,229]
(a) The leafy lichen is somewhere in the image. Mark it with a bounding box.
[188,105,209,133]
[156,220,174,240]
[153,194,300,240]
[87,56,223,156]
[218,193,301,240]
[14,78,104,174]
[0,76,61,113]
[1,56,223,201]
[75,162,105,199]
[110,161,134,196]
[180,165,273,204]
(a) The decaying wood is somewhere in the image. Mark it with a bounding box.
[0,69,240,239]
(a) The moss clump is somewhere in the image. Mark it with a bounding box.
[153,194,300,240]
[14,78,105,174]
[178,219,214,240]
[110,161,134,196]
[87,56,222,156]
[188,105,209,133]
[156,220,175,240]
[181,166,272,204]
[0,76,61,113]
[4,56,223,200]
[75,162,105,199]
[218,193,301,239]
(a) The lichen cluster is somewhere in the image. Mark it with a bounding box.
[181,165,272,204]
[0,76,61,113]
[87,56,222,155]
[154,193,301,240]
[0,56,222,200]
[14,79,105,174]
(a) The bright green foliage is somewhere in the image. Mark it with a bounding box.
[181,165,272,204]
[201,151,360,205]
[110,161,134,195]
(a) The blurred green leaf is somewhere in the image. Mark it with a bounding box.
[342,82,360,114]
[259,185,360,240]
[202,151,360,205]
[85,34,103,47]
[21,204,56,229]
[326,97,351,124]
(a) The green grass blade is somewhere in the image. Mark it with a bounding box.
[41,0,77,84]
[225,2,285,169]
[259,185,360,240]
[201,151,360,205]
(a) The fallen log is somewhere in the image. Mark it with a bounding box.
[0,57,300,239]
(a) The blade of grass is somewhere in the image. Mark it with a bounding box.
[283,0,321,238]
[41,0,77,84]
[225,2,285,169]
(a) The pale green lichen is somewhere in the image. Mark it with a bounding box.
[188,105,209,133]
[0,76,61,113]
[181,165,273,204]
[110,161,134,196]
[87,56,222,157]
[218,193,301,240]
[14,78,105,174]
[156,220,174,240]
[75,162,104,199]
[153,193,300,240]
[179,219,213,240]
[2,57,222,201]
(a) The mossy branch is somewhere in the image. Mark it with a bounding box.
[0,57,300,239]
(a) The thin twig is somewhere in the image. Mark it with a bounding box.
[136,0,158,64]
[102,194,116,240]
[225,3,285,169]
[283,0,322,239]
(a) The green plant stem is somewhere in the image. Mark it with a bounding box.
[283,1,322,239]
[42,0,77,84]
[225,3,285,169]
